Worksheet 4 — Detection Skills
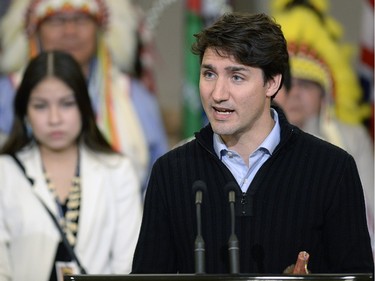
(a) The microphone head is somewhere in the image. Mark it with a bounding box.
[224,182,237,193]
[192,180,207,204]
[224,182,238,203]
[192,180,207,194]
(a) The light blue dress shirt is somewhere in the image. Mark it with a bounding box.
[213,108,281,192]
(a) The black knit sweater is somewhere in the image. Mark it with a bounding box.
[132,109,374,274]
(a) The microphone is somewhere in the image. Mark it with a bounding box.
[192,180,207,274]
[224,182,240,274]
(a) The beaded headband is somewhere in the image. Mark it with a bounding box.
[288,42,333,98]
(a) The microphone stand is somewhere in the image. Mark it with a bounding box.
[228,189,240,274]
[193,181,206,274]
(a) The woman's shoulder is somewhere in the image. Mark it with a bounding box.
[81,148,140,193]
[0,144,35,164]
[0,153,28,184]
[82,147,132,170]
[0,153,13,165]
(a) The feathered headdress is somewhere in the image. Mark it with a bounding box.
[0,0,139,73]
[271,0,371,125]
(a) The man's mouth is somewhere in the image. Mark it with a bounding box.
[213,106,234,114]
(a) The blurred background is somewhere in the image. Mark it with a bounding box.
[136,0,373,147]
[0,0,373,148]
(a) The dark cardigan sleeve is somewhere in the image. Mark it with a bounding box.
[322,153,374,272]
[132,159,177,273]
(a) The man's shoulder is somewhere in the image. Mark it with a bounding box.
[156,137,200,163]
[172,136,196,149]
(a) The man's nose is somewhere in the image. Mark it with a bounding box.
[211,78,229,102]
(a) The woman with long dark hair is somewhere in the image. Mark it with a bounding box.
[0,51,143,280]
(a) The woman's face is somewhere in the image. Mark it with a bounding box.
[27,76,82,152]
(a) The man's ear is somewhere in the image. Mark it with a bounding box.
[266,74,282,98]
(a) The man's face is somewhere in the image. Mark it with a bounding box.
[283,78,324,128]
[37,11,98,74]
[199,48,279,145]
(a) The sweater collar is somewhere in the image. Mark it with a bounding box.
[195,106,298,153]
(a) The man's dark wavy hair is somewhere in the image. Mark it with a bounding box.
[192,12,289,96]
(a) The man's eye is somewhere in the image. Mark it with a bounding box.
[233,75,243,82]
[203,71,215,79]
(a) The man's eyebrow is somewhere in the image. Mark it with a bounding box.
[201,64,249,72]
[201,63,214,70]
[225,66,249,72]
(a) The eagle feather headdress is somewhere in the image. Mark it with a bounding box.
[271,0,370,124]
[0,0,139,74]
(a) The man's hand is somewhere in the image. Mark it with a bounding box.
[283,251,310,274]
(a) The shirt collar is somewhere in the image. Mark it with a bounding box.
[213,108,281,158]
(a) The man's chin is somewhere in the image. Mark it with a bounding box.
[211,125,234,136]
